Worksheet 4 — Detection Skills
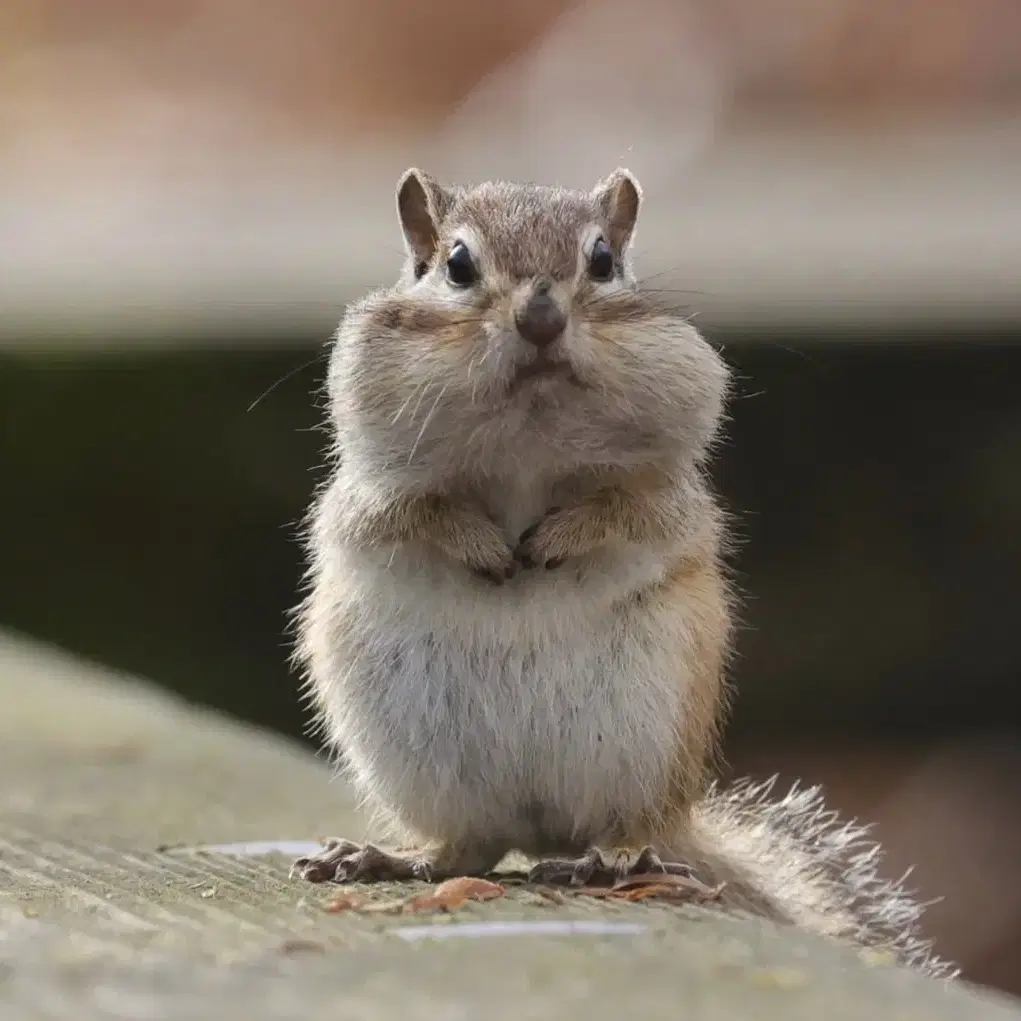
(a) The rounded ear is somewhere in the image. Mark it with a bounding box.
[396,168,452,273]
[592,168,642,255]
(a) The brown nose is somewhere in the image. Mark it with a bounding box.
[515,293,566,348]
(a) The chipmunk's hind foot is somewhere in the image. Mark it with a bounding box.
[290,839,433,884]
[527,844,693,887]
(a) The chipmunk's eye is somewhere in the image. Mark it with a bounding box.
[446,242,478,287]
[588,237,615,282]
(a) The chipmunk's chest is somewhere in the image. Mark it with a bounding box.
[477,473,571,544]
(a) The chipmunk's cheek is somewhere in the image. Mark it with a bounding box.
[462,323,516,393]
[480,316,516,361]
[562,326,600,376]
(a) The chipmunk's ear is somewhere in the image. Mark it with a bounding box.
[592,169,642,254]
[396,168,453,276]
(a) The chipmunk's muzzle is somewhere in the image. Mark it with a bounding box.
[514,286,567,349]
[504,281,582,397]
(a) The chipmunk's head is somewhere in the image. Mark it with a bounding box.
[330,169,728,478]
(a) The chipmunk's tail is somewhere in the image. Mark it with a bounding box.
[686,777,957,980]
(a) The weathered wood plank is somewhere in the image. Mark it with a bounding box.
[1,629,1018,1020]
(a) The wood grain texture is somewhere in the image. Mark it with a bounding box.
[2,628,1019,1020]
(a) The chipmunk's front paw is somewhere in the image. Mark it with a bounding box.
[468,545,518,586]
[514,506,587,570]
[441,512,517,585]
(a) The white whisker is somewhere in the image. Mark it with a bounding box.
[407,383,449,465]
[391,381,426,426]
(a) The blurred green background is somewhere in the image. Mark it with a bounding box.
[4,331,1020,747]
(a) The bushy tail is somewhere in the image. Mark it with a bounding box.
[687,776,957,980]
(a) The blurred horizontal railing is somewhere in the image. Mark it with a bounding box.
[2,114,1020,348]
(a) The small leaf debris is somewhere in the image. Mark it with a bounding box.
[404,876,507,913]
[322,871,721,916]
[324,892,366,913]
[325,876,507,916]
[572,872,726,904]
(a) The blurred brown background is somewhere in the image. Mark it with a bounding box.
[2,0,1020,995]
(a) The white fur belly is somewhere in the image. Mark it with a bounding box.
[316,543,687,853]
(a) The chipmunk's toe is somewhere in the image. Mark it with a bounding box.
[290,840,432,884]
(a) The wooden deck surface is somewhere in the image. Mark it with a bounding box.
[1,628,1019,1020]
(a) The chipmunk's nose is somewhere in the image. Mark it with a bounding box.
[515,290,566,348]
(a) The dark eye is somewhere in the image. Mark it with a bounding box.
[446,242,478,287]
[588,237,615,282]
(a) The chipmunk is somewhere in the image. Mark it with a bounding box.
[290,167,954,979]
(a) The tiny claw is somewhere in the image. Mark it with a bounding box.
[544,557,565,570]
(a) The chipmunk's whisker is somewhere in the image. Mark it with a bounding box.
[404,376,433,432]
[407,382,448,465]
[391,379,428,426]
[246,348,328,413]
[466,353,483,405]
